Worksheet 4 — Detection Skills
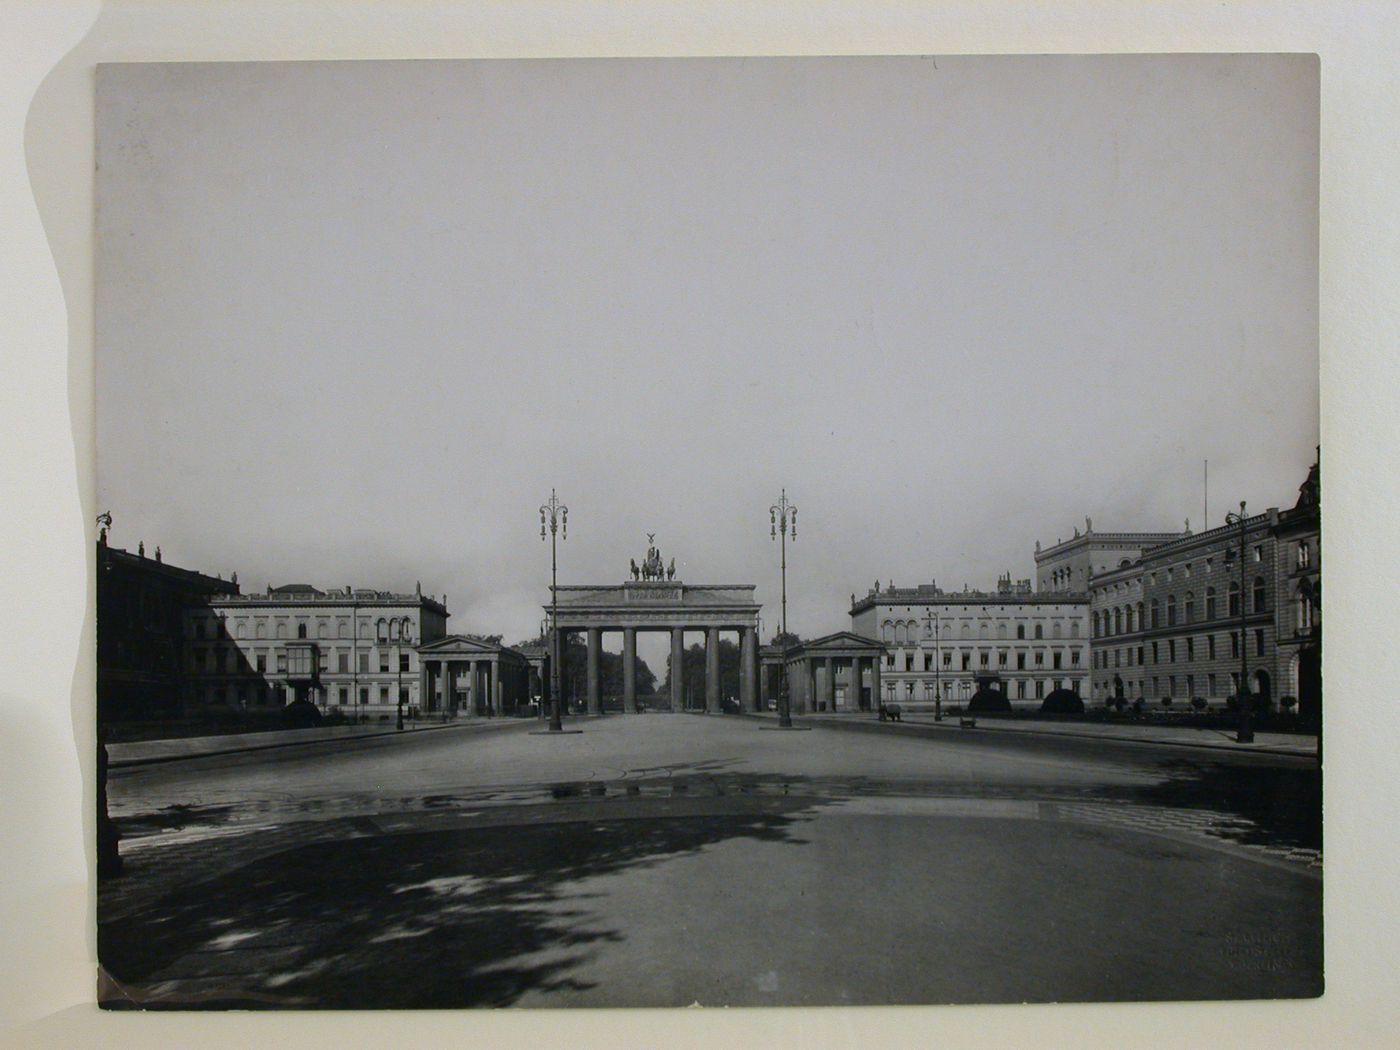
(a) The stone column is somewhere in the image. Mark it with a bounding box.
[740,627,758,712]
[623,628,637,713]
[870,656,881,713]
[586,628,602,715]
[671,627,685,713]
[441,661,453,715]
[849,656,862,711]
[492,658,502,717]
[824,656,835,711]
[464,660,481,722]
[419,661,430,714]
[706,627,721,713]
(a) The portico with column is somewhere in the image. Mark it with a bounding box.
[760,632,888,715]
[548,576,762,713]
[415,635,532,717]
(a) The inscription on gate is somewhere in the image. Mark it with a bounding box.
[625,585,682,602]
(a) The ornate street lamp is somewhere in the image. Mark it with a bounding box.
[770,489,797,728]
[395,619,414,731]
[924,607,943,721]
[541,489,569,733]
[1225,501,1253,743]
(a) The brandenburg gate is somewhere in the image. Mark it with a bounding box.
[547,538,762,714]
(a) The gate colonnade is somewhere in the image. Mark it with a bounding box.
[549,579,762,714]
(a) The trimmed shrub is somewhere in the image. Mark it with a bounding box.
[967,687,1011,713]
[1040,689,1085,714]
[281,698,323,728]
[1191,696,1208,712]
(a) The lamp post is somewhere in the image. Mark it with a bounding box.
[540,489,568,733]
[770,489,797,728]
[924,607,943,721]
[1225,501,1253,743]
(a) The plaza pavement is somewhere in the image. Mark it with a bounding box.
[99,713,1322,1009]
[106,708,1319,768]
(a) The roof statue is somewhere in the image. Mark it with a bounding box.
[633,534,670,581]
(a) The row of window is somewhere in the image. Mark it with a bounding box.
[885,649,1080,672]
[1096,578,1320,639]
[881,620,1081,644]
[884,678,1086,701]
[194,615,419,643]
[205,682,414,708]
[190,646,413,674]
[1093,629,1267,670]
[1095,670,1258,700]
[1093,580,1270,637]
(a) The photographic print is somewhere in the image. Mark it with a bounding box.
[93,55,1321,1009]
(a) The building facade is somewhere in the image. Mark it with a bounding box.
[1034,523,1187,593]
[849,575,1091,708]
[1088,458,1321,715]
[189,582,450,719]
[96,538,241,724]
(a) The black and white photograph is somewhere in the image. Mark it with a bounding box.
[89,54,1322,1011]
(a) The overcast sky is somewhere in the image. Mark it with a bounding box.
[95,55,1318,666]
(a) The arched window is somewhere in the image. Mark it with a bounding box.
[1125,605,1135,633]
[1227,582,1241,617]
[338,618,350,639]
[1150,599,1160,629]
[235,622,247,640]
[961,624,971,639]
[1092,611,1101,637]
[376,619,388,643]
[1297,540,1310,569]
[276,621,288,639]
[256,622,267,640]
[1017,624,1025,639]
[1034,624,1043,640]
[1205,588,1216,620]
[1166,595,1177,626]
[1184,592,1195,623]
[1252,577,1267,613]
[1136,602,1144,631]
[979,623,989,640]
[1070,621,1080,638]
[317,620,329,639]
[881,621,892,642]
[1052,622,1063,639]
[1296,583,1313,632]
[297,623,308,639]
[997,623,1008,640]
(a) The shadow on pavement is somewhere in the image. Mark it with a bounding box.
[100,798,822,1009]
[1106,759,1321,851]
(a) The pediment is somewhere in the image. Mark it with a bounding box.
[793,631,886,654]
[416,635,512,655]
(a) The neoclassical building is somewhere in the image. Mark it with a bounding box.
[849,574,1090,707]
[189,582,451,718]
[1087,458,1321,715]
